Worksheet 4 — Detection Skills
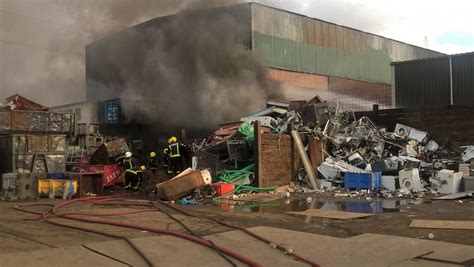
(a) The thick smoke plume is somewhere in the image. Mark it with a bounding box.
[88,4,280,129]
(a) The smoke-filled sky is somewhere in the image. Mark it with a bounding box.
[86,6,280,128]
[0,0,473,107]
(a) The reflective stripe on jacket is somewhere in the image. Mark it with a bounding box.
[124,158,141,174]
[169,143,181,158]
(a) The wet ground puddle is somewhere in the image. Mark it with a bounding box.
[214,198,425,214]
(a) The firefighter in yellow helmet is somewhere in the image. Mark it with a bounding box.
[167,136,184,174]
[148,151,158,173]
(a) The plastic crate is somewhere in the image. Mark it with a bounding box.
[47,173,70,179]
[38,179,50,196]
[227,140,248,161]
[344,172,381,190]
[48,179,77,199]
[212,182,235,196]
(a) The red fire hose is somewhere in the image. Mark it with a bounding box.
[15,197,264,267]
[158,200,321,267]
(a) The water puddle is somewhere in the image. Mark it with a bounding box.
[214,198,424,214]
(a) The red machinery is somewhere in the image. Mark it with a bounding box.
[78,164,125,187]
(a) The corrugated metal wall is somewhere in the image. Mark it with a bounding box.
[452,53,474,105]
[251,4,443,85]
[394,57,451,107]
[394,52,474,107]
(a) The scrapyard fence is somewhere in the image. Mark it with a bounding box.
[356,104,474,145]
[0,109,76,175]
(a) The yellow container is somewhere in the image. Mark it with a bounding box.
[49,179,78,198]
[38,179,50,196]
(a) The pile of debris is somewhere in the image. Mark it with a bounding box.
[153,95,474,203]
[318,113,473,198]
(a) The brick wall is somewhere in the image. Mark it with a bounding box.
[268,68,392,111]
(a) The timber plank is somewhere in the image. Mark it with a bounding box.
[409,220,474,230]
[288,209,373,220]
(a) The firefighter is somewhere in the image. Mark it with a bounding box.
[122,152,142,190]
[162,148,170,170]
[167,136,184,175]
[148,151,158,173]
[137,165,145,189]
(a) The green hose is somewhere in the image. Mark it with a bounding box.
[213,164,277,201]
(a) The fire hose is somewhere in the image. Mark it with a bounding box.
[14,196,264,267]
[157,200,321,267]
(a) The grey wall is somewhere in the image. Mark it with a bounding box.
[393,52,474,107]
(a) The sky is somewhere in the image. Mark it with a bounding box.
[258,0,474,54]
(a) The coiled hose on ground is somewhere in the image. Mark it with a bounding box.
[15,195,320,266]
[14,196,263,267]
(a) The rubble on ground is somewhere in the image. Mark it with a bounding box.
[163,95,473,205]
[2,94,473,204]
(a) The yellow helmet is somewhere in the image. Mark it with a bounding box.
[140,165,146,171]
[168,136,177,144]
[149,152,156,158]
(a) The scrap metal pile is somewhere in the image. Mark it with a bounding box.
[317,112,473,199]
[153,95,474,202]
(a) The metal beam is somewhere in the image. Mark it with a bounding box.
[449,56,454,105]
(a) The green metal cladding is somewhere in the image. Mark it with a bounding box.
[250,3,444,85]
[253,32,394,84]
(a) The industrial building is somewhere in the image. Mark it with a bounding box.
[86,2,443,115]
[392,51,474,107]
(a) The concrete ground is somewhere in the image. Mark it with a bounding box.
[196,195,474,245]
[0,194,472,266]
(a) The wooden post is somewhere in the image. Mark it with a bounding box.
[253,121,262,187]
[309,137,324,178]
[289,123,296,182]
[291,130,319,190]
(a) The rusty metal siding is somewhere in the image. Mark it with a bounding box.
[394,57,451,107]
[251,4,443,84]
[452,53,474,105]
[0,109,75,134]
[0,134,67,174]
[267,68,328,90]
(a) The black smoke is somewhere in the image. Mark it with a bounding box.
[87,4,281,129]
